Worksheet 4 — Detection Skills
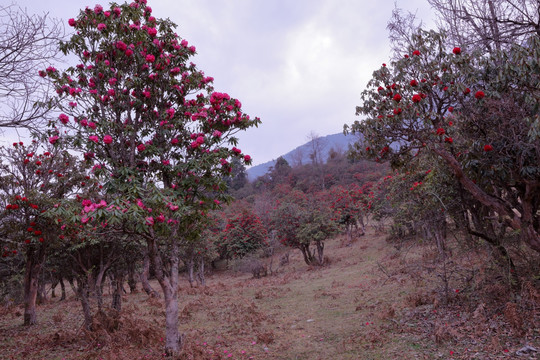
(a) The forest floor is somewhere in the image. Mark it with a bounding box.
[1,228,539,359]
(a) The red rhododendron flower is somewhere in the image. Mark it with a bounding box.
[137,144,146,152]
[475,90,485,99]
[452,47,461,55]
[436,128,445,135]
[412,50,421,56]
[89,135,99,143]
[444,137,453,143]
[393,93,402,102]
[146,54,155,63]
[59,113,69,124]
[448,106,454,112]
[410,79,418,87]
[97,23,106,31]
[484,144,493,152]
[68,18,76,26]
[464,88,471,95]
[412,94,422,103]
[49,136,59,144]
[147,27,157,37]
[103,135,113,144]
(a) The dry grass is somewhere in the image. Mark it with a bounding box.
[1,229,539,359]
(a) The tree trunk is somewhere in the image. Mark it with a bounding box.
[78,279,93,330]
[127,261,138,293]
[187,254,195,287]
[197,257,206,286]
[147,234,183,356]
[111,272,123,312]
[36,274,47,304]
[59,277,66,301]
[23,260,40,325]
[141,249,160,298]
[68,277,78,300]
[51,277,58,298]
[315,241,325,265]
[434,147,540,253]
[23,245,45,326]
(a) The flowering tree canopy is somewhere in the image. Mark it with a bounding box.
[41,0,260,355]
[346,30,540,253]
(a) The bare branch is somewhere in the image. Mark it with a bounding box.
[0,4,64,130]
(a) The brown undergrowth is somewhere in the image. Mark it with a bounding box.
[0,229,538,359]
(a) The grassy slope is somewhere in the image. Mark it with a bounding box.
[0,229,538,360]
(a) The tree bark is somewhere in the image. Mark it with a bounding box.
[78,278,93,330]
[59,277,66,301]
[141,248,159,298]
[197,257,206,287]
[127,261,138,293]
[147,233,183,355]
[186,253,195,287]
[23,244,46,326]
[433,147,540,252]
[111,272,123,312]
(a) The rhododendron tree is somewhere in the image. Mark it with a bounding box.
[271,190,339,266]
[218,208,267,260]
[42,1,259,355]
[0,140,84,325]
[346,30,540,256]
[328,184,370,243]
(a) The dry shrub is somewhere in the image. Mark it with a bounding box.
[254,289,264,300]
[404,291,430,308]
[504,302,523,334]
[145,295,163,308]
[180,300,203,321]
[433,322,459,344]
[52,311,63,324]
[483,282,510,304]
[255,330,275,344]
[522,281,540,306]
[0,304,17,317]
[376,304,396,320]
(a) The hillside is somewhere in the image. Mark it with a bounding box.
[246,133,360,181]
[1,229,536,359]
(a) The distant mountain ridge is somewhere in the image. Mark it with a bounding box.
[246,133,360,180]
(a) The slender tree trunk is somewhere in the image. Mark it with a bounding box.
[23,260,40,325]
[51,277,58,298]
[68,277,78,300]
[147,234,183,356]
[315,241,325,265]
[59,277,66,301]
[127,262,138,293]
[197,257,206,286]
[187,254,195,287]
[434,147,540,252]
[23,245,45,326]
[78,278,93,330]
[37,275,47,304]
[111,271,123,312]
[141,249,159,298]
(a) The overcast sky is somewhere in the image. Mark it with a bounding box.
[9,0,436,166]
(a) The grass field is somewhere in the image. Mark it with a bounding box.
[1,229,538,359]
